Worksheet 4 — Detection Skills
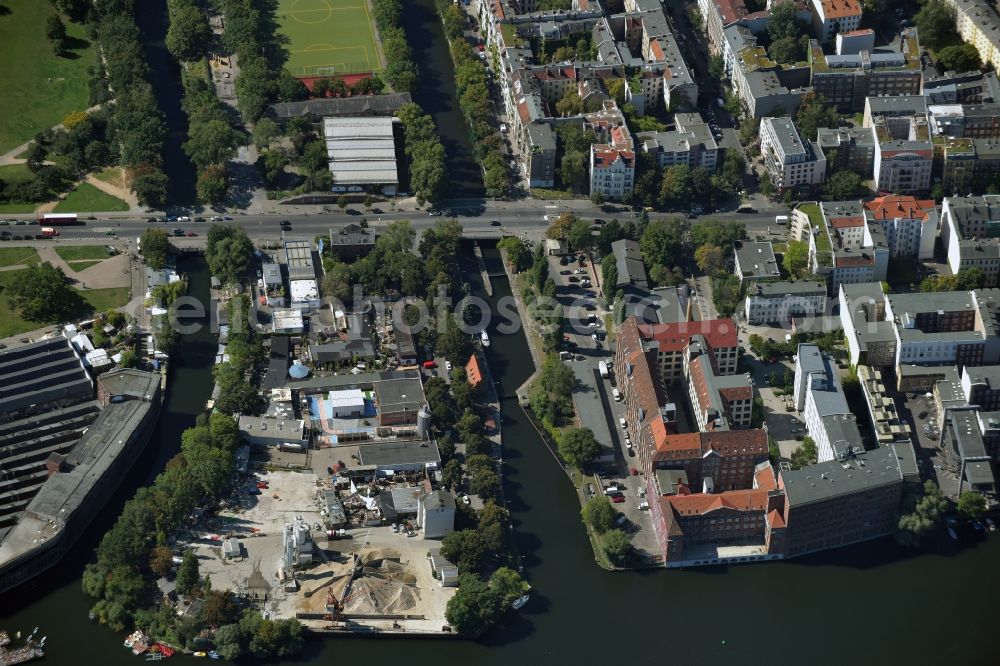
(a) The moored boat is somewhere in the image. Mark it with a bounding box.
[480,330,490,347]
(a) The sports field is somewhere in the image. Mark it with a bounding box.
[277,0,383,78]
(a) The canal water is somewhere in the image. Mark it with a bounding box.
[401,0,486,198]
[135,0,197,205]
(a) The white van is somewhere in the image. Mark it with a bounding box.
[603,486,621,496]
[560,351,573,360]
[612,388,622,402]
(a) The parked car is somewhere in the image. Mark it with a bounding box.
[445,360,453,372]
[611,495,626,503]
[619,417,627,429]
[490,220,501,226]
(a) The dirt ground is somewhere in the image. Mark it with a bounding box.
[187,468,453,633]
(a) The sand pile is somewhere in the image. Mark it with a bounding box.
[345,576,419,614]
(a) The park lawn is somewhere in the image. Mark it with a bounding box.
[0,268,39,338]
[0,202,37,214]
[54,182,129,213]
[0,247,40,268]
[55,245,110,262]
[79,286,130,313]
[93,167,127,190]
[0,0,97,154]
[65,260,104,272]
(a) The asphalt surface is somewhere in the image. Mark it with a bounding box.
[9,200,791,242]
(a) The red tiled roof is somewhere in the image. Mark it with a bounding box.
[755,464,777,491]
[611,126,629,147]
[701,429,768,456]
[662,488,770,516]
[864,195,934,222]
[649,39,665,61]
[820,0,861,19]
[638,320,738,353]
[841,28,874,36]
[714,0,749,24]
[718,385,752,402]
[829,216,864,229]
[593,149,634,167]
[767,508,786,529]
[516,100,530,126]
[466,354,484,388]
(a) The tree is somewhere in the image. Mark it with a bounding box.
[498,236,531,272]
[555,89,583,116]
[203,590,241,627]
[184,119,241,170]
[712,274,740,316]
[7,262,85,322]
[781,241,809,277]
[796,92,839,141]
[768,36,801,65]
[581,496,617,533]
[441,529,490,574]
[659,164,693,208]
[639,217,687,271]
[337,195,348,212]
[957,491,987,521]
[605,77,626,107]
[691,220,746,247]
[558,427,601,468]
[25,142,48,172]
[206,225,253,285]
[790,436,817,469]
[442,459,463,490]
[489,567,529,609]
[176,550,199,596]
[197,164,227,204]
[46,14,66,42]
[708,54,724,80]
[567,218,593,251]
[252,118,279,149]
[914,1,957,51]
[956,267,986,290]
[470,467,501,501]
[445,573,501,636]
[768,0,804,42]
[257,149,288,186]
[214,624,244,660]
[321,259,351,302]
[546,212,578,240]
[823,170,863,200]
[149,545,174,577]
[937,43,981,73]
[132,170,169,208]
[166,4,211,61]
[602,529,632,566]
[694,243,725,275]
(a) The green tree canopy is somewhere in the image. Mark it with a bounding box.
[166,4,211,61]
[582,496,617,533]
[790,436,818,469]
[795,92,839,141]
[206,225,253,284]
[602,528,632,566]
[558,427,601,468]
[823,170,863,200]
[445,573,502,635]
[7,262,85,322]
[957,491,987,521]
[640,217,687,271]
[915,1,957,51]
[176,550,200,596]
[936,43,981,72]
[140,228,171,270]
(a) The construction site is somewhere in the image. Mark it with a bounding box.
[184,467,456,635]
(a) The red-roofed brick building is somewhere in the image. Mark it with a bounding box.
[864,195,938,258]
[617,316,739,385]
[465,354,484,390]
[686,355,753,431]
[651,428,769,492]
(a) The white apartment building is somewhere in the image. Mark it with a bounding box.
[744,281,827,324]
[760,117,826,190]
[942,195,1000,287]
[794,344,864,462]
[941,0,1000,73]
[809,0,863,43]
[863,195,938,259]
[590,147,635,201]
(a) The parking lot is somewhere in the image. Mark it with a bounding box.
[897,391,962,498]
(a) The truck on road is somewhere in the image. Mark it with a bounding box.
[41,227,59,238]
[598,360,610,378]
[37,213,79,226]
[774,215,789,225]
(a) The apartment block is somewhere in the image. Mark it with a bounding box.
[858,365,913,445]
[863,195,937,259]
[745,280,827,324]
[650,429,770,492]
[616,317,739,385]
[809,0,862,42]
[942,408,997,496]
[794,344,865,461]
[961,364,1000,412]
[924,71,1000,105]
[816,126,877,177]
[839,282,897,367]
[864,95,933,194]
[885,290,994,368]
[733,240,780,285]
[808,29,922,113]
[687,355,754,431]
[805,200,889,290]
[636,112,720,171]
[778,444,909,557]
[588,101,635,201]
[760,117,827,191]
[941,196,1000,287]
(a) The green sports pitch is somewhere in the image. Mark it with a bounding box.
[277,0,383,78]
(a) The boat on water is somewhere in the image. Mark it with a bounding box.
[124,630,150,655]
[480,330,490,347]
[193,652,207,658]
[948,526,959,540]
[511,594,529,610]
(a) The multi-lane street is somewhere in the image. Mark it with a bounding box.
[13,198,790,241]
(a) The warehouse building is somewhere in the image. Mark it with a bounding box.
[322,117,400,195]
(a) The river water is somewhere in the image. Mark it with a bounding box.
[402,0,485,198]
[2,251,1000,665]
